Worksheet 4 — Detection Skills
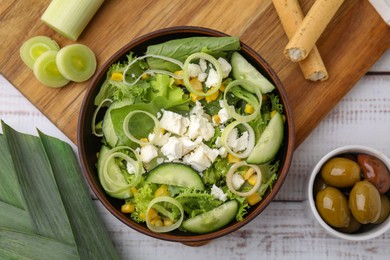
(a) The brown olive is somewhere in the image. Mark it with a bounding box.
[316,186,351,228]
[349,180,381,224]
[357,154,390,194]
[337,217,361,234]
[321,157,361,188]
[375,195,390,224]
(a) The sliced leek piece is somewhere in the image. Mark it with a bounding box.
[33,50,70,88]
[41,0,104,41]
[19,36,60,69]
[56,44,97,82]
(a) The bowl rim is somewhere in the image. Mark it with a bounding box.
[307,145,390,241]
[78,25,295,243]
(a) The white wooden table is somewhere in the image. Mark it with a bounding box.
[1,49,389,260]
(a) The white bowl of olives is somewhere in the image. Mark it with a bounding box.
[307,145,390,241]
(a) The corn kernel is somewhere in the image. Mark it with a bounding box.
[154,185,170,197]
[153,219,163,227]
[270,110,277,118]
[111,72,123,81]
[174,70,184,85]
[247,192,262,206]
[121,203,135,213]
[141,73,149,79]
[163,217,174,226]
[148,208,158,221]
[130,187,138,195]
[160,128,166,134]
[140,213,146,220]
[190,92,203,102]
[244,104,255,114]
[247,174,258,186]
[205,88,219,103]
[139,137,149,146]
[243,168,255,180]
[219,84,226,92]
[150,215,161,225]
[227,153,241,163]
[190,78,203,91]
[212,115,220,125]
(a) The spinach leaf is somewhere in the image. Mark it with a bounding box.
[146,36,241,71]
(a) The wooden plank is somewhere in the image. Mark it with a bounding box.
[95,200,390,259]
[0,0,389,147]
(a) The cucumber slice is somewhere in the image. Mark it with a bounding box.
[182,200,238,234]
[247,111,284,164]
[56,44,96,82]
[33,50,70,88]
[146,163,205,191]
[20,36,60,69]
[231,51,275,94]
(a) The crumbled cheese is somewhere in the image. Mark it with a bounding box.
[232,173,245,190]
[180,136,198,155]
[148,132,170,147]
[139,144,158,163]
[156,158,164,164]
[187,63,201,78]
[218,57,232,78]
[159,110,189,136]
[182,145,211,172]
[161,136,183,161]
[126,162,136,174]
[227,128,249,153]
[211,184,227,202]
[200,143,220,163]
[186,102,215,141]
[205,68,219,88]
[219,146,227,158]
[199,58,207,72]
[218,100,232,124]
[198,72,207,82]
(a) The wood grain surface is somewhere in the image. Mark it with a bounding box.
[0,0,389,147]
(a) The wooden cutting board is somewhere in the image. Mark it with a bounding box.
[0,0,389,147]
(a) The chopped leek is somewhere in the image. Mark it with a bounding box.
[183,52,223,97]
[41,0,105,41]
[19,36,60,69]
[226,161,262,197]
[33,50,70,88]
[56,44,97,82]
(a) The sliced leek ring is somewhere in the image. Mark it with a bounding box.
[226,161,262,197]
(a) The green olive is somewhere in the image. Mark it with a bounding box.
[337,217,361,234]
[313,174,328,197]
[321,157,361,188]
[375,195,390,224]
[349,180,381,224]
[316,186,351,228]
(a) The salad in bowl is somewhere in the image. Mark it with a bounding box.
[78,27,294,243]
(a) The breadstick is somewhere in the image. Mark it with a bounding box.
[272,0,328,81]
[284,0,344,62]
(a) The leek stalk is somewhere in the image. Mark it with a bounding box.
[41,0,105,41]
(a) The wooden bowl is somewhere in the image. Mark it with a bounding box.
[78,26,295,245]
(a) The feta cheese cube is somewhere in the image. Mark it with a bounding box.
[205,68,219,88]
[199,58,207,72]
[126,162,136,174]
[211,184,227,202]
[218,100,232,124]
[232,173,245,190]
[200,143,220,163]
[218,57,232,78]
[187,63,201,78]
[161,136,183,161]
[180,136,198,155]
[159,110,189,136]
[187,114,215,141]
[183,145,211,172]
[139,144,158,163]
[227,128,249,153]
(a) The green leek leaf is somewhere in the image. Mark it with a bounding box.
[39,131,120,260]
[2,122,76,246]
[0,228,78,260]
